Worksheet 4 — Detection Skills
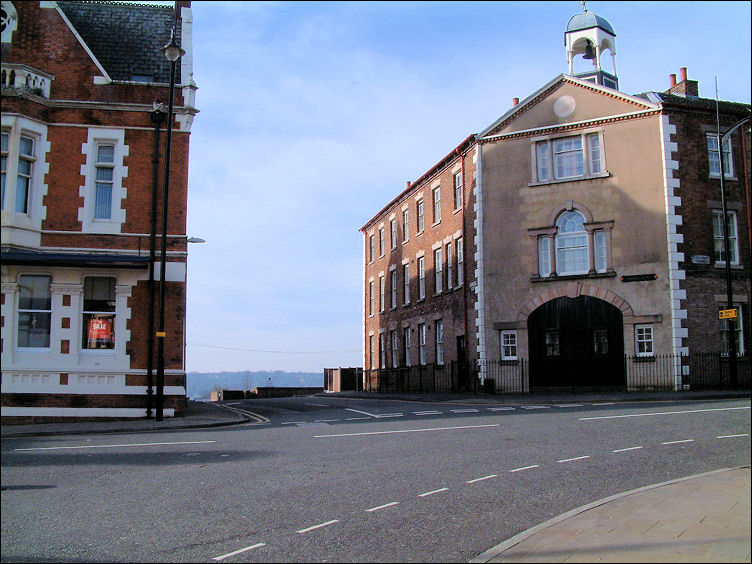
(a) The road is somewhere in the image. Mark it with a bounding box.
[2,396,750,562]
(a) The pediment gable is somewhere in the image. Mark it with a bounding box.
[479,75,659,139]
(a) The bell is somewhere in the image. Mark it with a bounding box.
[583,42,596,60]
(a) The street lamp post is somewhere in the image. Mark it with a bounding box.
[714,85,750,390]
[155,26,185,421]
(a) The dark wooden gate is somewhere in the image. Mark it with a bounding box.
[528,296,625,390]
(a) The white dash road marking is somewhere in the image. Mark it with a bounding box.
[314,419,339,423]
[520,405,549,409]
[580,406,750,420]
[418,487,449,497]
[556,404,582,408]
[414,411,442,416]
[510,465,539,473]
[451,409,479,413]
[487,407,515,411]
[557,455,590,463]
[314,423,500,438]
[14,440,215,452]
[592,402,616,406]
[717,433,750,439]
[365,502,400,512]
[467,474,497,483]
[662,439,695,445]
[612,446,644,453]
[376,413,404,418]
[224,402,243,406]
[212,543,266,561]
[296,520,339,534]
[281,421,305,425]
[346,417,371,421]
[305,403,328,407]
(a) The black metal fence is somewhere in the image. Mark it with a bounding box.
[362,353,750,394]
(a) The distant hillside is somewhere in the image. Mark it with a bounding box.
[186,370,322,399]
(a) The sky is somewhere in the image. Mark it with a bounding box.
[182,1,751,374]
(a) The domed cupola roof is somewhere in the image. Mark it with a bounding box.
[566,11,616,36]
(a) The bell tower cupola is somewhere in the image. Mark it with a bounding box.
[565,1,618,90]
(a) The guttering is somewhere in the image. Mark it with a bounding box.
[360,134,476,233]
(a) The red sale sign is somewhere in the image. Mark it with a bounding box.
[88,318,112,341]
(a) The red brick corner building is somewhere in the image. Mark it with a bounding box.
[1,1,198,421]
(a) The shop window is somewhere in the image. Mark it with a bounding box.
[82,277,116,350]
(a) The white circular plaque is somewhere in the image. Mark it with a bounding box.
[553,95,576,118]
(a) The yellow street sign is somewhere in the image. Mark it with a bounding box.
[719,309,738,320]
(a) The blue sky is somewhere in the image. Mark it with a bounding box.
[183,1,751,373]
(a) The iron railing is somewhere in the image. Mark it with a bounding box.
[360,353,750,394]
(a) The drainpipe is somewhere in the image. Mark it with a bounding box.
[455,146,470,384]
[147,106,165,418]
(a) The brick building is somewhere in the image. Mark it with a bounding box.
[1,1,198,420]
[361,6,750,392]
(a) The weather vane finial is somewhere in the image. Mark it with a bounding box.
[580,1,588,12]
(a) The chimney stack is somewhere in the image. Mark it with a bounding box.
[513,97,520,107]
[665,66,699,97]
[680,67,688,82]
[669,73,677,87]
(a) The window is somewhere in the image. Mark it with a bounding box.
[403,209,409,242]
[707,135,733,176]
[538,237,551,277]
[379,276,385,312]
[82,277,116,350]
[378,227,385,257]
[594,231,607,273]
[555,211,589,275]
[418,323,426,365]
[403,327,411,366]
[94,144,115,219]
[713,210,739,265]
[390,269,397,309]
[432,186,441,223]
[453,171,463,210]
[501,330,517,360]
[434,248,443,293]
[720,307,744,357]
[545,331,560,357]
[403,264,410,304]
[417,199,424,233]
[635,325,653,357]
[593,329,609,355]
[456,238,464,286]
[15,135,34,214]
[390,329,398,368]
[390,219,397,250]
[533,132,606,183]
[435,320,444,365]
[379,333,386,368]
[17,275,51,348]
[368,235,375,262]
[446,243,453,290]
[369,335,374,369]
[418,256,425,300]
[1,131,8,209]
[368,281,374,316]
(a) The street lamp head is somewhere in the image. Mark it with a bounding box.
[162,28,185,62]
[187,237,205,244]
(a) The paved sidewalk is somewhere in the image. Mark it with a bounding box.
[471,467,751,563]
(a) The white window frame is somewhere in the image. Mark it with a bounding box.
[418,323,426,365]
[14,134,34,214]
[81,276,117,352]
[17,274,52,350]
[432,186,441,223]
[403,326,411,366]
[369,335,375,369]
[390,329,398,368]
[378,227,385,257]
[446,243,453,290]
[720,306,745,357]
[712,210,739,265]
[1,130,7,210]
[434,247,443,294]
[417,199,424,233]
[435,320,444,365]
[379,332,386,369]
[707,134,734,177]
[635,324,654,357]
[390,269,397,309]
[555,210,589,275]
[93,143,115,220]
[390,219,397,250]
[368,280,374,316]
[403,263,410,305]
[402,209,410,242]
[368,234,375,263]
[501,330,517,360]
[456,238,464,286]
[453,171,463,210]
[418,256,425,300]
[79,128,127,234]
[379,275,385,313]
[532,130,607,184]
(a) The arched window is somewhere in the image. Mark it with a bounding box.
[555,210,589,274]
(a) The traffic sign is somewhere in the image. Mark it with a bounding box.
[719,308,738,320]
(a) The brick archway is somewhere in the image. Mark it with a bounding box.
[518,281,633,323]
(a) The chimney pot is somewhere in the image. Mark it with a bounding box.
[670,73,677,87]
[513,97,520,106]
[680,67,688,82]
[406,181,410,188]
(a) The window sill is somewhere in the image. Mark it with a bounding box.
[531,270,616,283]
[633,356,656,362]
[500,358,518,364]
[709,173,738,181]
[714,263,744,270]
[528,171,610,187]
[432,221,441,227]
